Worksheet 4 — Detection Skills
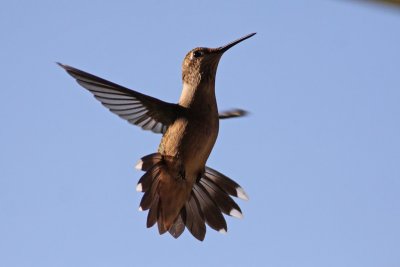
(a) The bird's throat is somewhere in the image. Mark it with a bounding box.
[179,80,217,113]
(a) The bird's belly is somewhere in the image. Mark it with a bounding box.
[158,117,218,174]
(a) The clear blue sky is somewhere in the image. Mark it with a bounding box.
[1,1,400,266]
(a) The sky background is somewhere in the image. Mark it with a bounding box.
[1,1,400,266]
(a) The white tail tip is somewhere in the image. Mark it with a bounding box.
[138,206,143,211]
[136,183,143,192]
[135,160,143,170]
[236,187,249,201]
[229,208,243,219]
[219,228,227,234]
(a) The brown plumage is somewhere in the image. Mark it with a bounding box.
[58,33,255,241]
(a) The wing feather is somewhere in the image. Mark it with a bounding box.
[58,63,180,134]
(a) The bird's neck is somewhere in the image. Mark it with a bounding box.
[179,79,217,114]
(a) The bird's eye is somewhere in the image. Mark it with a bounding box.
[193,51,203,58]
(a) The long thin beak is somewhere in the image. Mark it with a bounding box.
[218,32,256,53]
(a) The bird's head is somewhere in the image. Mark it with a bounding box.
[182,33,256,86]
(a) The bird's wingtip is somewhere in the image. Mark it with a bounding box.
[237,109,249,117]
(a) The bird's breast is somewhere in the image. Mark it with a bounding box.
[158,114,219,174]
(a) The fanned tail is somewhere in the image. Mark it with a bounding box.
[135,153,248,241]
[136,153,189,234]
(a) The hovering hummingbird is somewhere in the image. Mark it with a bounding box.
[58,32,256,241]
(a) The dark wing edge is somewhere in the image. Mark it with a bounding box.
[57,62,179,134]
[219,108,248,119]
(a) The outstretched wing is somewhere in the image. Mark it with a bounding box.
[219,108,248,119]
[58,63,180,134]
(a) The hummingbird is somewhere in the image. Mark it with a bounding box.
[58,32,256,241]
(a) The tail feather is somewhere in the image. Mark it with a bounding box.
[157,171,189,232]
[200,177,243,218]
[135,153,162,171]
[146,194,159,228]
[135,153,248,241]
[168,213,185,238]
[185,193,206,241]
[193,183,227,232]
[139,172,161,211]
[205,167,249,200]
[157,208,168,235]
[136,162,162,192]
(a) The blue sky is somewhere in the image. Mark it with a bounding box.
[1,1,400,266]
